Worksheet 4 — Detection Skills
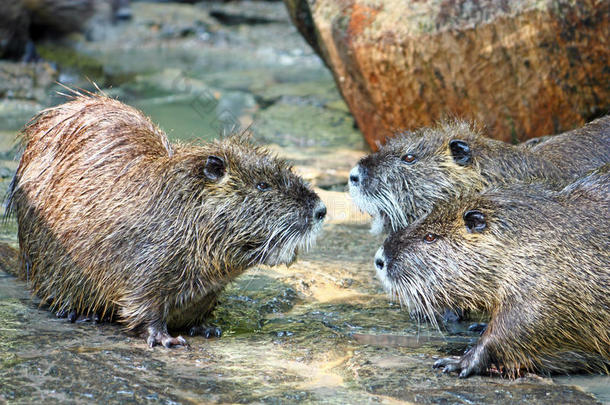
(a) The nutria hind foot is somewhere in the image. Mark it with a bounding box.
[441,308,464,323]
[433,357,477,378]
[146,324,189,348]
[188,324,222,338]
[468,322,488,334]
[433,344,489,378]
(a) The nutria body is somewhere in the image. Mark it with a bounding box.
[7,92,326,347]
[373,165,610,376]
[350,117,610,234]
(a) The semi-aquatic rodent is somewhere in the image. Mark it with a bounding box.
[373,165,610,376]
[8,92,326,347]
[350,117,610,234]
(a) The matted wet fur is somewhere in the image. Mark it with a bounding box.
[374,165,610,377]
[7,91,326,347]
[350,117,610,234]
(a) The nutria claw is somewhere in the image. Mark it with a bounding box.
[188,325,222,338]
[433,357,477,378]
[57,309,111,324]
[468,323,487,334]
[146,326,189,349]
[56,309,90,323]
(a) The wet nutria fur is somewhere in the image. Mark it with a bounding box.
[7,92,326,347]
[350,117,610,234]
[373,165,610,377]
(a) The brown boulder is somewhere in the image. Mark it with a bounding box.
[284,0,610,149]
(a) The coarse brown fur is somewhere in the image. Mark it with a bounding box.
[374,165,610,377]
[350,117,610,234]
[7,92,326,347]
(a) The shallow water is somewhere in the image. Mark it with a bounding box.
[0,1,607,404]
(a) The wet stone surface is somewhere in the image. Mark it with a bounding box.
[0,1,608,404]
[0,224,605,404]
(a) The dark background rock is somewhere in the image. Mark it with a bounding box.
[0,0,31,60]
[283,0,610,149]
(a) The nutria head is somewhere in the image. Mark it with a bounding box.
[372,184,559,326]
[349,121,560,234]
[349,122,489,234]
[156,135,327,272]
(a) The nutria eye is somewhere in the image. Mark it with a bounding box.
[401,154,417,164]
[423,233,437,243]
[256,182,271,191]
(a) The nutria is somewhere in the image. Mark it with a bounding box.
[7,92,326,347]
[373,165,610,377]
[349,117,610,234]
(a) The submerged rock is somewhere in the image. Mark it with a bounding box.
[284,0,610,149]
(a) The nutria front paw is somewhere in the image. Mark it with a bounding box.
[468,322,488,334]
[433,354,482,378]
[188,325,222,338]
[146,326,189,348]
[441,308,464,323]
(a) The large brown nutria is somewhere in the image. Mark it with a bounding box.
[7,92,326,347]
[373,165,610,377]
[349,117,610,234]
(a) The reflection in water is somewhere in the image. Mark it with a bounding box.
[555,375,610,404]
[352,333,474,349]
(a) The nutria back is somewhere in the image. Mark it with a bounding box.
[350,118,610,233]
[8,92,326,347]
[528,116,610,178]
[375,166,610,376]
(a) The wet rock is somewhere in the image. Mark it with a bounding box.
[0,166,13,179]
[284,0,610,149]
[0,61,57,101]
[209,9,283,26]
[255,103,362,148]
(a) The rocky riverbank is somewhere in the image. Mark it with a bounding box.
[0,2,607,404]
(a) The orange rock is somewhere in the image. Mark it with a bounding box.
[284,0,610,150]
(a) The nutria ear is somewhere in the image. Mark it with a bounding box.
[203,155,225,181]
[463,209,486,233]
[449,140,472,166]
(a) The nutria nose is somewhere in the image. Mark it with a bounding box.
[314,203,327,222]
[374,247,386,271]
[349,166,361,185]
